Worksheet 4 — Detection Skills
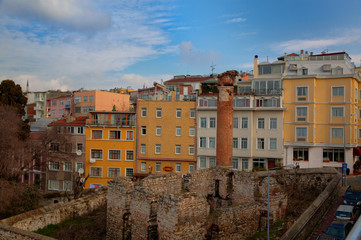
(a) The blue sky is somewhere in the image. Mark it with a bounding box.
[1,0,361,91]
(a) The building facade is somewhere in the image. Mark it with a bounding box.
[84,111,136,188]
[46,95,72,119]
[136,93,197,176]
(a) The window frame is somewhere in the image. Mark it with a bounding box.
[125,150,134,161]
[108,150,121,161]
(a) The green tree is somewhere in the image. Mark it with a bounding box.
[0,80,29,140]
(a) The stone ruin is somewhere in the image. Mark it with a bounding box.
[106,168,289,240]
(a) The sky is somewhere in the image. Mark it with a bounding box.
[1,0,361,92]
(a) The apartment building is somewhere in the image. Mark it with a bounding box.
[84,111,136,188]
[73,90,130,117]
[282,51,361,171]
[46,95,71,119]
[197,69,285,171]
[47,116,86,191]
[164,75,214,98]
[136,93,197,176]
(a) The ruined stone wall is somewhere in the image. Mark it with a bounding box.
[0,187,107,232]
[140,173,182,195]
[0,223,56,240]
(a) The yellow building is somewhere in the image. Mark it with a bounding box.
[282,51,361,172]
[85,111,136,188]
[136,93,197,176]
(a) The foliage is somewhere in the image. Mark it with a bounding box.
[0,179,40,219]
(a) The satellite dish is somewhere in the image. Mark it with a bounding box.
[80,177,85,183]
[78,168,84,174]
[76,150,82,156]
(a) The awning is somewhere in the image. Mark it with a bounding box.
[353,147,361,156]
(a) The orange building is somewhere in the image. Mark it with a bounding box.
[136,93,197,176]
[84,111,136,188]
[73,90,130,117]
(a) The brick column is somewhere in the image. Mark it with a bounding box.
[216,71,238,168]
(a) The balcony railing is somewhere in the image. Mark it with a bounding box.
[253,89,282,95]
[86,119,136,127]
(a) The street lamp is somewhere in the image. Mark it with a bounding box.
[267,163,295,240]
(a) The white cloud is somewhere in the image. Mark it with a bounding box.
[179,41,219,66]
[226,17,247,24]
[0,0,111,33]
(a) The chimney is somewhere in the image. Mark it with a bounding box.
[216,70,238,168]
[253,55,259,78]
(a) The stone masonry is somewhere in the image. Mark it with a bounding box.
[106,167,338,240]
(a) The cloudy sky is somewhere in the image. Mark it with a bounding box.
[1,0,361,91]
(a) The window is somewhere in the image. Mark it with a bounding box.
[109,150,121,160]
[332,86,344,97]
[323,149,344,162]
[141,108,147,117]
[48,180,59,190]
[155,163,161,172]
[296,127,307,137]
[200,117,207,128]
[155,144,161,154]
[190,109,195,118]
[257,138,265,149]
[89,96,94,102]
[108,168,120,178]
[293,148,309,161]
[63,181,72,191]
[125,168,134,178]
[332,128,344,138]
[50,143,59,152]
[242,117,248,129]
[91,149,103,159]
[200,157,206,169]
[233,117,238,128]
[75,107,81,113]
[200,137,207,148]
[210,117,216,128]
[59,109,64,116]
[126,150,134,160]
[90,167,102,177]
[110,130,121,139]
[269,138,277,150]
[75,162,84,172]
[92,130,102,139]
[77,127,84,134]
[175,145,181,154]
[49,162,60,171]
[176,108,182,118]
[189,164,195,173]
[257,118,265,129]
[270,118,277,129]
[302,68,308,75]
[141,162,146,172]
[296,107,308,117]
[253,158,266,169]
[189,127,195,136]
[89,184,102,189]
[126,131,133,140]
[51,110,56,116]
[176,163,181,173]
[59,100,64,106]
[141,144,146,154]
[242,158,248,170]
[241,138,248,149]
[52,100,57,106]
[232,158,239,170]
[74,96,81,104]
[332,107,344,117]
[156,126,162,136]
[141,126,146,136]
[209,137,215,149]
[189,145,194,155]
[209,157,216,167]
[83,96,88,102]
[64,162,72,171]
[233,138,238,149]
[176,127,182,136]
[156,108,162,118]
[296,87,308,96]
[82,107,88,113]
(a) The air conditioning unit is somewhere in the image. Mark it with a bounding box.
[89,158,96,163]
[289,64,298,71]
[297,117,306,121]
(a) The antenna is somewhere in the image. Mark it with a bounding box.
[210,62,216,75]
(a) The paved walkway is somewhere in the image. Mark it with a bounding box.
[308,186,348,240]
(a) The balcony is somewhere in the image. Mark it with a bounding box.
[34,106,43,111]
[254,96,282,108]
[86,119,135,127]
[253,89,282,96]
